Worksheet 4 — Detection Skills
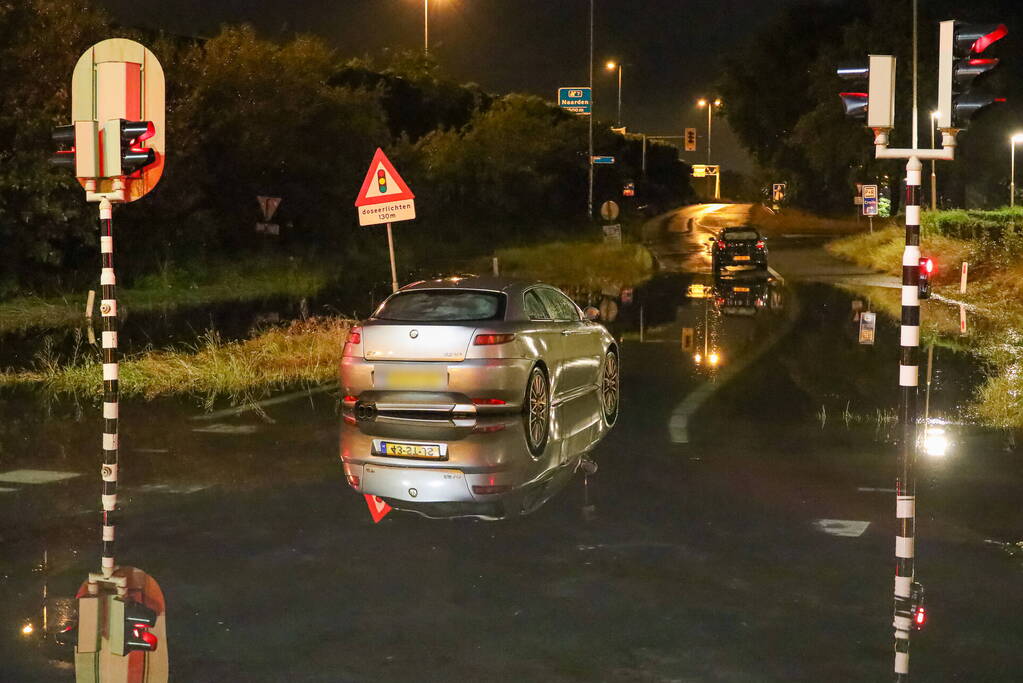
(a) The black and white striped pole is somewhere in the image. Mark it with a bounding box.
[893,156,922,680]
[99,195,120,578]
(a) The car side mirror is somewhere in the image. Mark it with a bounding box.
[583,306,600,321]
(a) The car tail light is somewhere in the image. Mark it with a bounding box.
[716,240,726,249]
[343,327,363,357]
[756,240,765,249]
[472,398,507,406]
[473,333,516,345]
[345,473,360,489]
[343,395,357,403]
[472,484,512,495]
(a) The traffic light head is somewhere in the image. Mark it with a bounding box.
[109,597,158,656]
[102,119,157,178]
[836,56,896,130]
[938,20,1008,129]
[50,122,100,178]
[918,257,934,299]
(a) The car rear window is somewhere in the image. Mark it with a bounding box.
[374,290,505,322]
[724,230,759,241]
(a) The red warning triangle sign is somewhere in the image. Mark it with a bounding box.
[364,494,392,523]
[354,148,415,207]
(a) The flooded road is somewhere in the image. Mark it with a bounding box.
[2,206,1021,681]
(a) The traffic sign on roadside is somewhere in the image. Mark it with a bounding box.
[355,148,416,227]
[558,87,592,115]
[592,155,615,165]
[859,311,877,344]
[600,200,620,221]
[862,184,879,216]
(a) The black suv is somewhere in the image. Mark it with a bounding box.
[710,227,768,274]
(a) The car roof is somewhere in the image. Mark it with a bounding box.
[398,277,542,296]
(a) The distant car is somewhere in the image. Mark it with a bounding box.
[340,277,620,454]
[340,387,612,520]
[709,226,768,274]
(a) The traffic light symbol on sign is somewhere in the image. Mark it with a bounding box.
[377,169,387,194]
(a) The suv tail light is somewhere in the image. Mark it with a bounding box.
[343,327,363,357]
[474,333,516,345]
[716,240,726,249]
[756,240,765,249]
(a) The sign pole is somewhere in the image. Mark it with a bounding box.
[386,222,399,293]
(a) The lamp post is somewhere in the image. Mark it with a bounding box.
[697,97,722,198]
[423,0,428,54]
[605,60,623,128]
[1012,134,1023,207]
[930,111,940,210]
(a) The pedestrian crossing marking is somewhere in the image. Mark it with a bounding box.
[815,519,871,537]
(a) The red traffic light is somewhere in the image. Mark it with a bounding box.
[921,257,934,275]
[914,605,927,629]
[839,92,869,120]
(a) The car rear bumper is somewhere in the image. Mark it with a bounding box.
[340,357,534,413]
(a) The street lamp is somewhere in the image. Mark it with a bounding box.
[605,60,623,128]
[422,0,447,55]
[1012,133,1023,207]
[930,111,940,210]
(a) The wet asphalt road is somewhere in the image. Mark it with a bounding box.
[2,205,1022,681]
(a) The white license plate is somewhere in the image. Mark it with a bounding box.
[379,441,444,459]
[375,365,447,390]
[733,255,751,261]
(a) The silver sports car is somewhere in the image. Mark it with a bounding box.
[340,277,619,453]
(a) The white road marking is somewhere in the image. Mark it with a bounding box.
[815,519,871,537]
[767,266,785,284]
[0,487,19,493]
[135,483,210,495]
[0,469,82,484]
[858,487,897,493]
[191,424,259,435]
[134,448,170,454]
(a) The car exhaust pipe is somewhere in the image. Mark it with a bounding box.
[355,402,377,420]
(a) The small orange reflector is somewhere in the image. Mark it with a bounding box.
[472,484,512,495]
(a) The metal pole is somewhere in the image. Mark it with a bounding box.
[931,121,937,210]
[587,0,594,221]
[617,64,622,128]
[912,0,919,150]
[706,105,712,164]
[386,222,399,293]
[1012,140,1017,208]
[715,170,721,200]
[424,0,429,54]
[893,155,922,683]
[703,301,709,356]
[641,134,647,177]
[98,198,120,579]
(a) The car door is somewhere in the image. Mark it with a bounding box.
[521,288,567,391]
[536,287,603,394]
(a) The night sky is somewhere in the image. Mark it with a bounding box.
[97,0,831,173]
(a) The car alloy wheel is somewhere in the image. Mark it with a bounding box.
[601,350,620,424]
[525,366,550,456]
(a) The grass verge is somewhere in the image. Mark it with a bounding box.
[826,212,1023,427]
[0,317,351,405]
[492,240,654,289]
[0,256,331,334]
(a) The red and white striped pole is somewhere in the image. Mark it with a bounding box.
[894,156,922,681]
[99,197,120,578]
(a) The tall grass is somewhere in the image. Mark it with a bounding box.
[0,256,331,334]
[494,241,654,289]
[1,317,352,405]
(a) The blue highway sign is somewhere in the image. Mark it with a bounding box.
[592,156,615,165]
[558,87,592,115]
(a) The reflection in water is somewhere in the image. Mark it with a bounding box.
[340,389,614,520]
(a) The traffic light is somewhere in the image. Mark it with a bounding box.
[109,597,158,656]
[836,56,897,129]
[918,257,934,299]
[685,127,697,151]
[102,119,157,178]
[938,20,1008,130]
[50,121,100,178]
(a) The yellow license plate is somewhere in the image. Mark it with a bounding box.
[376,367,447,390]
[733,255,751,261]
[734,286,750,292]
[381,442,443,459]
